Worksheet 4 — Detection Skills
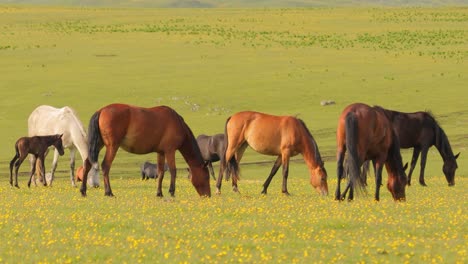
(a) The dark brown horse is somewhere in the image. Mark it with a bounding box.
[218,111,328,196]
[336,103,407,201]
[9,134,64,188]
[378,108,459,186]
[80,104,211,197]
[195,134,226,180]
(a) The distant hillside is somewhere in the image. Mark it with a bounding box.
[1,0,467,8]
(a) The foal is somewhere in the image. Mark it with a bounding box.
[9,134,64,188]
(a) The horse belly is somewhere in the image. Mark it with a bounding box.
[120,137,158,154]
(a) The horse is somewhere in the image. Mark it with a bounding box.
[141,161,169,180]
[336,103,407,201]
[195,134,227,180]
[28,105,99,187]
[80,103,211,197]
[218,111,328,196]
[377,108,459,186]
[9,134,64,188]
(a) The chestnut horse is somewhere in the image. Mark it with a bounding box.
[9,134,64,188]
[336,103,407,201]
[218,111,328,196]
[80,104,211,197]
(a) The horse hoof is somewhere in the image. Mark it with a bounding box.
[105,192,114,197]
[420,183,427,187]
[15,185,20,189]
[157,193,163,197]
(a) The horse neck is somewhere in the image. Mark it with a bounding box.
[301,131,322,170]
[433,125,455,162]
[385,136,406,180]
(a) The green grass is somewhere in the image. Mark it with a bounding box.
[0,5,467,263]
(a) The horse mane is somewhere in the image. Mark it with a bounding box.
[297,119,323,165]
[61,106,87,140]
[425,111,455,160]
[169,107,205,165]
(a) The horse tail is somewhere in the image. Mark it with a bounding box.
[88,111,103,164]
[345,112,366,190]
[224,116,239,181]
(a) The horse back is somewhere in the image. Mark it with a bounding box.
[228,111,304,155]
[338,103,394,160]
[98,104,188,154]
[390,111,436,148]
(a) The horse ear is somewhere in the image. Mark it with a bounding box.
[59,134,63,138]
[455,152,460,159]
[403,162,408,171]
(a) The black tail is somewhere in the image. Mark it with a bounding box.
[223,117,239,181]
[345,112,366,190]
[88,111,103,164]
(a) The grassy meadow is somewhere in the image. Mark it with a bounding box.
[0,4,467,263]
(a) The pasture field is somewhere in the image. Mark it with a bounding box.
[0,5,467,263]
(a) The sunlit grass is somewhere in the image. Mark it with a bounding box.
[0,167,466,263]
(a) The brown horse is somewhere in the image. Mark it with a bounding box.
[336,103,407,201]
[9,134,64,188]
[80,103,211,197]
[218,111,328,196]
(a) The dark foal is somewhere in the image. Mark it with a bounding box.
[9,134,64,188]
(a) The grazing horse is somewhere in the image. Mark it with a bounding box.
[336,103,407,201]
[195,134,226,180]
[141,161,169,180]
[379,108,459,186]
[9,134,64,188]
[28,105,99,187]
[218,111,328,196]
[80,103,211,197]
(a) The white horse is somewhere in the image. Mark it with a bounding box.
[28,105,99,187]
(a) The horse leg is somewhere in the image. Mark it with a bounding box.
[231,144,247,193]
[156,154,166,197]
[215,160,225,195]
[419,148,428,186]
[261,156,282,194]
[39,155,47,186]
[374,162,384,201]
[208,162,216,181]
[27,155,38,188]
[280,155,291,195]
[166,153,177,197]
[9,152,19,187]
[335,149,346,200]
[407,148,420,186]
[101,146,118,197]
[47,149,59,186]
[69,148,76,187]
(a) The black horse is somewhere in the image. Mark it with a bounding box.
[359,107,459,187]
[195,134,226,181]
[9,134,64,188]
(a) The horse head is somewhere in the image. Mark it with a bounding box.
[443,152,459,186]
[54,134,65,156]
[310,162,328,196]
